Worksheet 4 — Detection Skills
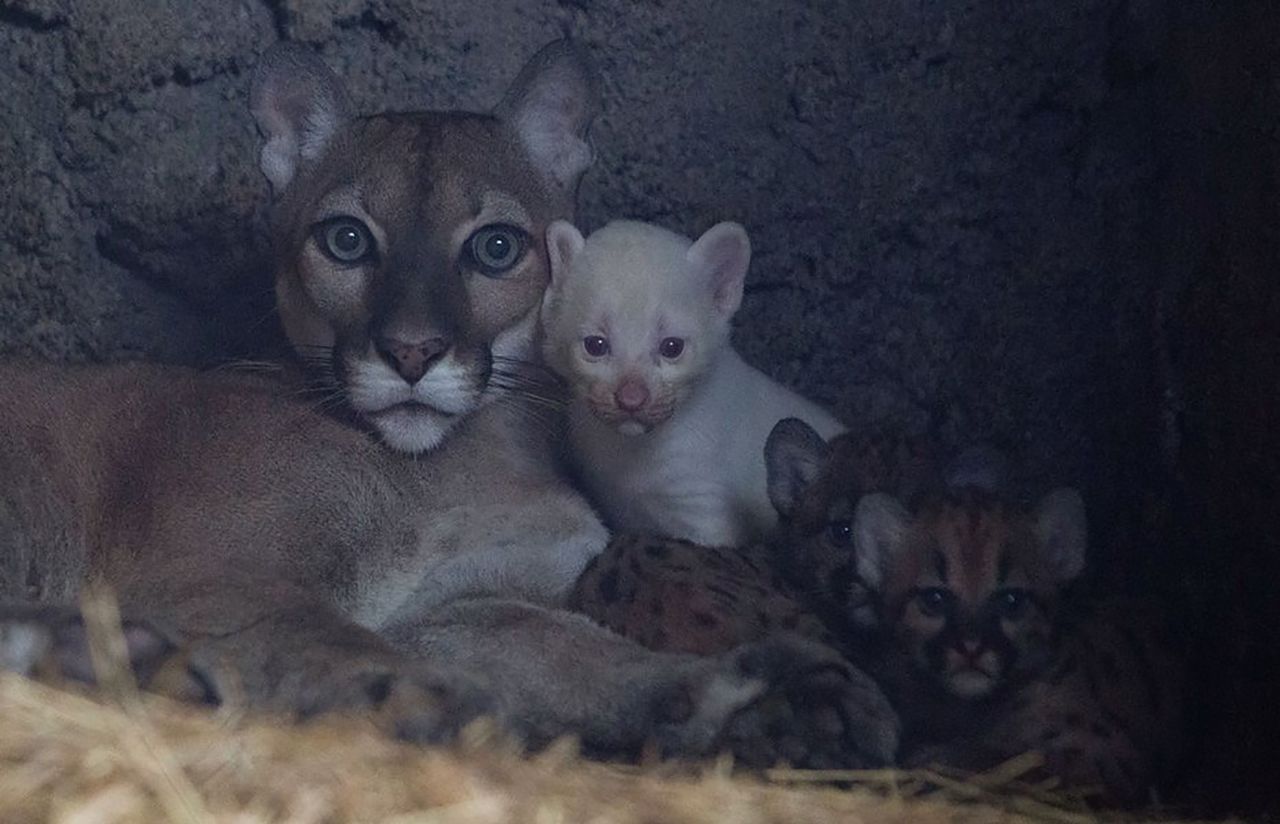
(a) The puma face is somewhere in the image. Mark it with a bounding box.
[854,487,1088,699]
[251,42,597,452]
[540,220,749,436]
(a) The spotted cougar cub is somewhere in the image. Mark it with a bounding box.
[541,220,845,546]
[769,420,1186,806]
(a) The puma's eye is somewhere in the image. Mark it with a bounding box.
[467,224,527,276]
[582,336,610,357]
[915,587,951,617]
[827,520,853,546]
[314,217,374,264]
[994,588,1030,619]
[659,337,685,359]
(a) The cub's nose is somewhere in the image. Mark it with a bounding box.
[614,379,650,412]
[375,335,450,385]
[956,638,983,659]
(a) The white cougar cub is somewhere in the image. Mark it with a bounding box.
[541,219,845,546]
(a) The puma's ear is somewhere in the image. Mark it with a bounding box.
[250,43,354,194]
[687,222,750,318]
[545,220,586,290]
[853,493,911,589]
[765,417,830,518]
[1035,487,1088,583]
[495,40,599,193]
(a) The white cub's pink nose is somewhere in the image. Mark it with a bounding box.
[614,379,650,412]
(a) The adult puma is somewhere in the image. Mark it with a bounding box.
[0,42,898,765]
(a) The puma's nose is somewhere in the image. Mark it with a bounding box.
[614,379,650,412]
[375,336,450,385]
[957,639,983,659]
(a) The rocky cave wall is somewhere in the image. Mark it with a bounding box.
[1,0,1169,508]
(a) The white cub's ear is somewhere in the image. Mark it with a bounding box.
[545,220,586,290]
[853,493,911,589]
[250,43,353,194]
[765,417,830,519]
[1035,487,1088,583]
[541,220,585,324]
[687,222,750,318]
[495,40,599,192]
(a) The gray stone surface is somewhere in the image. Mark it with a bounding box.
[0,0,1169,512]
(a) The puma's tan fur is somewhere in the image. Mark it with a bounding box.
[0,43,899,766]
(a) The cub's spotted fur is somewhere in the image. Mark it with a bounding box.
[569,536,833,656]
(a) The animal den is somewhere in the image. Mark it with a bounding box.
[0,1,1276,822]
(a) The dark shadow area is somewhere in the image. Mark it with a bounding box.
[1151,2,1280,815]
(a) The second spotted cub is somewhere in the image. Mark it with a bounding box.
[540,219,844,546]
[846,462,1186,804]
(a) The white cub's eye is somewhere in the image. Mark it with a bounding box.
[659,337,684,359]
[582,336,609,357]
[314,217,374,264]
[467,224,527,276]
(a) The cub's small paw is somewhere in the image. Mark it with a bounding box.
[720,635,901,769]
[292,661,494,746]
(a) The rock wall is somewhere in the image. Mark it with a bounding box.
[0,0,1170,508]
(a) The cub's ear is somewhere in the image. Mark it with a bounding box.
[687,222,750,318]
[765,417,830,518]
[545,220,586,290]
[1035,487,1088,583]
[250,43,353,194]
[853,493,911,589]
[495,40,599,193]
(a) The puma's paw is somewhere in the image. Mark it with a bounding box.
[714,634,900,769]
[286,658,495,747]
[0,602,214,702]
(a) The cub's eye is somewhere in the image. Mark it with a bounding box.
[582,336,610,357]
[467,224,527,276]
[659,337,685,359]
[994,588,1030,619]
[826,519,853,547]
[915,587,951,617]
[314,217,375,264]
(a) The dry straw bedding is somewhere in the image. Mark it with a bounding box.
[0,673,1227,824]
[0,596,1226,824]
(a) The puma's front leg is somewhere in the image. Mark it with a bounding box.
[2,574,491,746]
[183,602,492,743]
[384,598,900,766]
[360,490,609,628]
